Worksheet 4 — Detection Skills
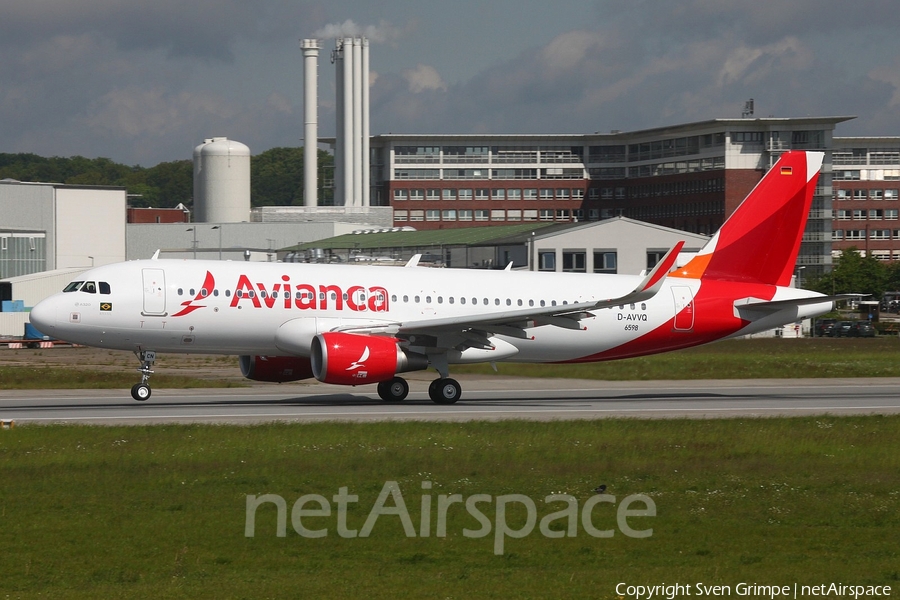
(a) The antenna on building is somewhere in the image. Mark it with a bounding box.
[742,99,755,118]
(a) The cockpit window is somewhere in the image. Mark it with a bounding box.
[63,281,84,292]
[99,282,111,295]
[82,282,97,294]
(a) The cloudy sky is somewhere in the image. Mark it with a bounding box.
[3,0,900,166]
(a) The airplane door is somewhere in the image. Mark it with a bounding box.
[672,286,695,331]
[142,268,167,315]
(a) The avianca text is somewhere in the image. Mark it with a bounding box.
[230,274,389,312]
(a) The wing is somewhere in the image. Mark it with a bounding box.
[335,242,684,351]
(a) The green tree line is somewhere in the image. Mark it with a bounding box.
[0,148,334,208]
[806,246,900,299]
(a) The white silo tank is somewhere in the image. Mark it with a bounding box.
[193,137,251,223]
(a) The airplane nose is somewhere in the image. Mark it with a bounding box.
[29,297,56,333]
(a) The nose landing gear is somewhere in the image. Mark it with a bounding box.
[131,350,156,401]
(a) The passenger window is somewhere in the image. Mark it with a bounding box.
[99,282,111,294]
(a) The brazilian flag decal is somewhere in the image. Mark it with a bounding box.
[100,302,113,312]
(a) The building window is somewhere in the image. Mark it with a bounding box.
[887,189,899,200]
[508,189,522,200]
[853,190,867,200]
[556,188,570,199]
[540,189,553,200]
[588,208,600,221]
[871,229,891,240]
[524,189,538,200]
[539,209,554,221]
[872,190,884,200]
[475,189,489,200]
[556,209,571,221]
[410,210,424,222]
[523,209,538,221]
[853,209,866,220]
[562,251,586,272]
[837,209,850,221]
[474,210,489,221]
[491,209,506,221]
[507,209,522,221]
[538,251,556,271]
[442,209,457,221]
[594,251,617,274]
[443,189,456,200]
[410,189,424,201]
[492,189,506,200]
[394,210,408,221]
[836,189,850,201]
[458,209,473,221]
[393,189,408,201]
[846,230,866,240]
[395,169,440,179]
[426,209,440,221]
[885,209,898,220]
[458,189,473,200]
[427,189,440,201]
[833,229,843,240]
[647,251,666,269]
[870,209,884,220]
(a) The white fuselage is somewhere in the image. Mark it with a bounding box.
[30,259,831,365]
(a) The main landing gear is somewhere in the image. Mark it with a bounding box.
[377,377,410,402]
[428,378,462,404]
[375,376,463,404]
[131,350,156,401]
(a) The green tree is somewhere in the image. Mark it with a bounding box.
[808,247,889,299]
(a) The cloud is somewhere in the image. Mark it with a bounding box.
[312,19,403,45]
[403,65,447,93]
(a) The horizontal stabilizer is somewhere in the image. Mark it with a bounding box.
[735,293,865,314]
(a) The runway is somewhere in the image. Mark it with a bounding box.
[2,377,900,425]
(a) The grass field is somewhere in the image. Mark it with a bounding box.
[453,337,900,380]
[1,418,898,598]
[3,338,900,390]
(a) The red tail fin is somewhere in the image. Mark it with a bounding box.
[673,151,823,286]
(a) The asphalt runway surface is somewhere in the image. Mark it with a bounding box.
[2,377,899,425]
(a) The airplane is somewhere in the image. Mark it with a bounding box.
[30,150,847,404]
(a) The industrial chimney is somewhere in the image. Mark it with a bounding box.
[300,39,320,207]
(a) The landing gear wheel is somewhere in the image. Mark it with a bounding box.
[131,383,151,401]
[131,350,157,402]
[429,378,461,405]
[377,377,409,402]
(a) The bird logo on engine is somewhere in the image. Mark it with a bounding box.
[347,346,370,372]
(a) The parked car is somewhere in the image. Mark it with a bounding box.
[814,318,837,337]
[849,321,876,337]
[833,321,854,337]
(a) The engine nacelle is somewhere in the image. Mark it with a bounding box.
[239,355,315,383]
[310,332,428,385]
